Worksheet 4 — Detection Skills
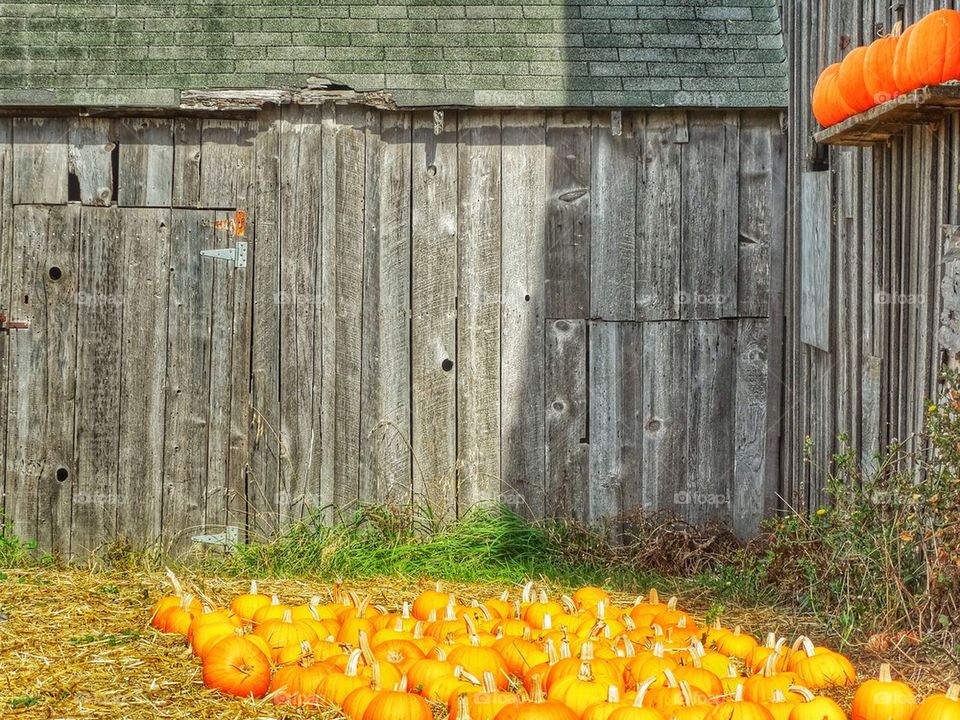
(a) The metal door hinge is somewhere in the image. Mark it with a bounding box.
[192,526,240,550]
[200,242,247,268]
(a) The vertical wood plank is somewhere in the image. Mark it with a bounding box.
[733,318,769,538]
[162,209,213,554]
[590,113,636,320]
[411,110,458,517]
[589,321,641,527]
[738,114,779,317]
[68,118,116,207]
[13,117,68,205]
[640,321,688,515]
[317,104,338,522]
[636,112,682,321]
[172,118,202,208]
[7,205,79,556]
[544,319,588,520]
[116,208,169,546]
[248,112,281,539]
[277,106,324,526]
[500,111,547,517]
[359,111,412,507]
[73,206,124,555]
[333,106,367,512]
[684,320,736,526]
[800,171,831,350]
[117,118,174,207]
[201,119,251,209]
[0,119,11,533]
[681,112,739,320]
[457,111,501,513]
[545,112,590,319]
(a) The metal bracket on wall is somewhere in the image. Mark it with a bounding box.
[200,241,248,268]
[191,526,240,551]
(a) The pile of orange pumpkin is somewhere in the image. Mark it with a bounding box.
[813,8,960,127]
[149,575,957,719]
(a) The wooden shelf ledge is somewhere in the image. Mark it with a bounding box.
[814,82,960,146]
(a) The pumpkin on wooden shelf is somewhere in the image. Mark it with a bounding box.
[850,664,915,720]
[913,683,960,720]
[838,46,876,113]
[812,63,856,128]
[894,10,960,93]
[863,22,903,104]
[201,635,272,699]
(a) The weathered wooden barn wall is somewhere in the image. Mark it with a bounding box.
[781,0,960,510]
[0,106,785,556]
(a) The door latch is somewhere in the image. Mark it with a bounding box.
[200,241,247,269]
[0,312,30,334]
[192,526,240,551]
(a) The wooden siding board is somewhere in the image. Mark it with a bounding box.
[13,117,67,205]
[733,317,769,538]
[8,205,79,556]
[500,111,547,518]
[590,113,636,321]
[68,118,116,208]
[685,320,736,526]
[333,106,367,513]
[172,118,202,208]
[800,171,831,350]
[247,111,281,539]
[641,321,688,516]
[0,119,10,534]
[636,112,682,322]
[456,112,502,513]
[544,318,588,520]
[116,208,170,547]
[588,320,641,527]
[545,112,590,319]
[162,209,213,554]
[411,110,458,517]
[117,118,174,207]
[738,114,778,317]
[359,111,412,507]
[73,206,124,556]
[681,112,739,320]
[277,106,324,526]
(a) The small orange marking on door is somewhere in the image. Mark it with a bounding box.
[214,210,246,237]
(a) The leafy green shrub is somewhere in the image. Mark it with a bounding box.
[750,369,960,644]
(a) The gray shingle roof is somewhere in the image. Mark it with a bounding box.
[0,1,787,109]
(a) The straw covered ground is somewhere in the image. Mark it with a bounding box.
[0,568,956,719]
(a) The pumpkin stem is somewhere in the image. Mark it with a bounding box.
[651,642,665,659]
[666,596,678,611]
[648,588,660,605]
[947,684,960,701]
[369,661,382,691]
[762,651,780,678]
[358,630,375,665]
[892,20,903,37]
[521,581,534,604]
[878,663,893,683]
[679,681,695,707]
[344,648,363,677]
[558,637,572,660]
[688,648,703,669]
[580,641,595,661]
[576,660,594,682]
[733,684,745,702]
[560,595,577,614]
[619,635,635,658]
[544,639,559,666]
[788,685,816,702]
[790,635,809,653]
[770,689,787,703]
[280,609,293,624]
[634,677,657,706]
[270,594,281,606]
[725,662,739,679]
[662,668,678,688]
[623,615,636,631]
[606,685,620,703]
[542,614,553,631]
[500,590,509,602]
[799,637,817,658]
[529,674,546,703]
[481,671,497,693]
[457,693,473,720]
[165,567,183,596]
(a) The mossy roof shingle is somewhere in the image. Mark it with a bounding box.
[0,0,787,108]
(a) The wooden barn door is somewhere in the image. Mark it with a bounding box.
[1,117,255,557]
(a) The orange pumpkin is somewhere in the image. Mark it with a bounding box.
[863,23,902,103]
[812,63,856,128]
[269,640,332,707]
[787,685,845,720]
[837,47,875,113]
[230,580,272,622]
[894,10,960,92]
[913,683,960,720]
[202,635,271,698]
[851,663,915,720]
[362,688,432,720]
